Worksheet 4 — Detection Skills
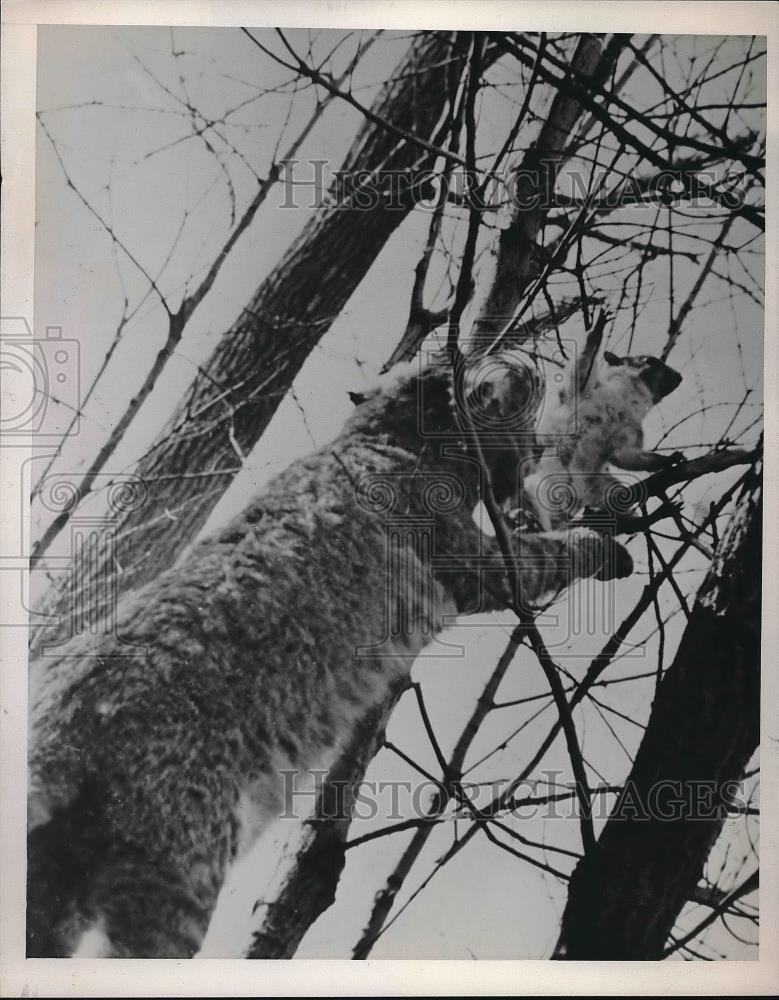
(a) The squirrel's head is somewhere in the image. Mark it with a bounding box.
[603,351,682,403]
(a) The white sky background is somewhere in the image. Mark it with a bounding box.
[31,26,765,959]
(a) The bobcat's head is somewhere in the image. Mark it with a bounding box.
[348,349,544,507]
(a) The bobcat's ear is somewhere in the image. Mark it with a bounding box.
[347,378,390,406]
[603,351,624,367]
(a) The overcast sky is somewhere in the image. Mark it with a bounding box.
[32,25,765,959]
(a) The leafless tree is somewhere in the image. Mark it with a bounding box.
[32,27,764,959]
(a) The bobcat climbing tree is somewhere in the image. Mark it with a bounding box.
[32,27,765,959]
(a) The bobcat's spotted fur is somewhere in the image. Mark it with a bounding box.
[28,351,632,957]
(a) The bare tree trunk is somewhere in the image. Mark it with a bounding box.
[34,32,497,650]
[471,33,623,343]
[554,466,762,960]
[246,682,407,959]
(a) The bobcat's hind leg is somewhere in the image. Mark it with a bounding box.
[28,800,223,958]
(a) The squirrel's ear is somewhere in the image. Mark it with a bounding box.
[348,390,368,406]
[603,351,623,366]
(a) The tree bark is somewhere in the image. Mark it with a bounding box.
[246,683,407,959]
[554,466,762,960]
[471,33,623,344]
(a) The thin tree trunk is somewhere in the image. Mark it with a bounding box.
[471,33,623,344]
[246,682,407,959]
[554,466,762,960]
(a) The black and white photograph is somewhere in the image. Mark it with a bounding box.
[1,1,777,994]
